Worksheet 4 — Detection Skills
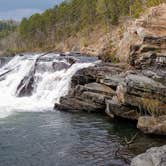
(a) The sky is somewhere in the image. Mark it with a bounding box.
[0,0,63,20]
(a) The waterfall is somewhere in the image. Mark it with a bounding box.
[0,53,96,118]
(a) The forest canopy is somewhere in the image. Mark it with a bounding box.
[0,0,165,53]
[0,20,17,39]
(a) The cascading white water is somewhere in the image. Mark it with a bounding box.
[0,53,95,118]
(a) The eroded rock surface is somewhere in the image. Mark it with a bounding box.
[129,36,166,69]
[117,3,166,61]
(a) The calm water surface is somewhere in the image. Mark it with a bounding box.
[0,111,166,166]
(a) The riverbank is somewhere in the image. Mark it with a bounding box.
[55,3,166,136]
[0,53,165,166]
[54,6,166,165]
[55,34,166,165]
[0,3,165,166]
[55,35,166,135]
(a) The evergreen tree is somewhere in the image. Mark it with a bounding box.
[18,0,164,50]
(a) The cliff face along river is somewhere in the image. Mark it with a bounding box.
[0,53,165,166]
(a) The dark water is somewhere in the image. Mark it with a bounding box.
[0,111,166,166]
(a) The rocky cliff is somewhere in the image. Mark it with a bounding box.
[55,3,166,137]
[55,4,166,166]
[116,3,166,62]
[62,3,166,62]
[55,34,166,135]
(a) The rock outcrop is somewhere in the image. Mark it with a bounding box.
[54,4,166,166]
[129,36,166,69]
[137,116,166,135]
[55,33,166,135]
[116,3,166,62]
[55,63,123,112]
[131,145,166,166]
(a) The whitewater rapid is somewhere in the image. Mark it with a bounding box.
[0,53,95,118]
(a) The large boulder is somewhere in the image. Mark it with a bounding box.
[131,145,166,166]
[137,116,166,135]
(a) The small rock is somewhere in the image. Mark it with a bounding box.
[137,116,166,135]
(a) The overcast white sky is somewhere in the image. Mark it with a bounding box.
[0,0,62,20]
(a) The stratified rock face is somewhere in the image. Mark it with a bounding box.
[55,83,115,112]
[116,3,166,62]
[55,3,166,135]
[117,74,166,116]
[139,4,166,37]
[131,145,166,166]
[56,31,166,135]
[129,36,166,69]
[55,64,121,112]
[105,97,139,120]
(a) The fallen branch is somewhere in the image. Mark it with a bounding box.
[124,132,139,147]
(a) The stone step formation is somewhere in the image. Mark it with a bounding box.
[55,35,166,136]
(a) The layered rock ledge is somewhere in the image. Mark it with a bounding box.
[55,35,166,136]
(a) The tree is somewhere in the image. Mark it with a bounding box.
[147,0,165,7]
[19,18,29,37]
[130,0,144,18]
[14,0,165,51]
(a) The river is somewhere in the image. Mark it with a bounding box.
[0,53,165,166]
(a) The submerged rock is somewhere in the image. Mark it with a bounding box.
[16,74,34,97]
[131,145,166,166]
[52,61,69,71]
